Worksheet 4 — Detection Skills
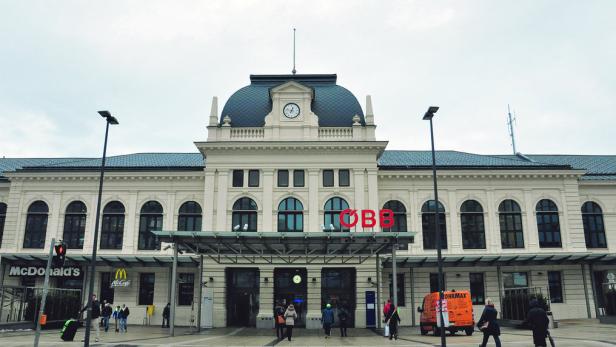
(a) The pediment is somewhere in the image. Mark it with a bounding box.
[270,81,314,98]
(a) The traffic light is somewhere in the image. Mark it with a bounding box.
[54,242,67,267]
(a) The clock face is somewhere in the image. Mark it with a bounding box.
[283,103,300,118]
[292,275,302,284]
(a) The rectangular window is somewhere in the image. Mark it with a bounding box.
[178,273,195,306]
[293,170,305,187]
[100,272,114,304]
[430,273,446,293]
[388,273,405,306]
[138,273,155,305]
[232,170,244,187]
[248,170,259,187]
[338,169,350,187]
[469,273,485,305]
[323,170,334,187]
[503,272,528,289]
[277,170,289,187]
[548,271,563,303]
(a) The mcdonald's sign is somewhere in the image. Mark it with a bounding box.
[111,268,131,288]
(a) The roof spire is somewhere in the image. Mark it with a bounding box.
[209,96,218,126]
[365,95,374,125]
[507,104,518,155]
[292,28,297,75]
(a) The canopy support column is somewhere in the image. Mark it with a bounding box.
[197,254,204,332]
[582,263,591,319]
[170,243,178,337]
[376,254,381,329]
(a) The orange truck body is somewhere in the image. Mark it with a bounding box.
[418,291,475,336]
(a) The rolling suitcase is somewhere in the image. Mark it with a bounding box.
[61,318,78,341]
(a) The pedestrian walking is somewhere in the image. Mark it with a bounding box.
[274,301,286,340]
[338,305,349,337]
[383,299,392,317]
[162,303,170,328]
[112,305,121,332]
[101,303,113,332]
[524,299,550,347]
[322,303,335,338]
[284,304,298,341]
[477,299,501,347]
[385,305,400,340]
[120,304,130,333]
[80,294,101,342]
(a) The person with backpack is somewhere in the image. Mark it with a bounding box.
[385,305,401,340]
[524,299,550,347]
[338,305,349,337]
[284,304,298,341]
[321,303,335,338]
[274,301,286,340]
[477,299,501,347]
[80,294,101,342]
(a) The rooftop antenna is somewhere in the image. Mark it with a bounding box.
[507,104,517,155]
[292,28,297,75]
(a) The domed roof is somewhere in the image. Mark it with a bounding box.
[220,74,365,127]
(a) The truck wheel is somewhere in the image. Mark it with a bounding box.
[465,328,474,336]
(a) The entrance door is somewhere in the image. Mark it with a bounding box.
[321,268,356,327]
[226,268,260,327]
[274,268,307,327]
[100,272,114,304]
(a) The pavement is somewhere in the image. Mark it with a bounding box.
[0,319,615,346]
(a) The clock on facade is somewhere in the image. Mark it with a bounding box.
[292,274,302,284]
[283,103,300,118]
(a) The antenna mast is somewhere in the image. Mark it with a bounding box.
[292,28,297,75]
[507,104,517,155]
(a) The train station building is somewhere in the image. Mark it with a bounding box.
[0,73,615,328]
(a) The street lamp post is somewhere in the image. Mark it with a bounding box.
[423,106,446,347]
[83,111,118,347]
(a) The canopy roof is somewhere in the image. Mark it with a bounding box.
[383,253,616,268]
[0,253,199,267]
[152,231,416,265]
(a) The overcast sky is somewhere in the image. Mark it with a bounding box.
[1,1,615,158]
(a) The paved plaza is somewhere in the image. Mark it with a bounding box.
[0,320,615,346]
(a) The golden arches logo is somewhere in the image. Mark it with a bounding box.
[115,268,127,280]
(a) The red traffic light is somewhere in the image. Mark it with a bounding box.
[55,243,66,256]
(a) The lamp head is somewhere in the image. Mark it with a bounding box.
[422,106,439,120]
[98,110,119,125]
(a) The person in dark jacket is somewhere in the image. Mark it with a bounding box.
[477,299,501,347]
[101,303,113,332]
[338,305,349,337]
[385,305,401,340]
[321,304,335,338]
[80,294,101,342]
[524,299,550,347]
[162,303,170,328]
[274,302,285,340]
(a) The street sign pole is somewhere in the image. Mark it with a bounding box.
[33,237,55,347]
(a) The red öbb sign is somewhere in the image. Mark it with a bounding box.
[339,209,394,228]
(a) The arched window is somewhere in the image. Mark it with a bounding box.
[101,201,125,250]
[421,200,447,250]
[138,201,163,250]
[324,197,350,232]
[23,201,49,249]
[232,197,257,232]
[582,202,607,248]
[382,200,407,232]
[460,200,486,249]
[63,201,87,249]
[178,201,202,232]
[277,198,303,232]
[536,199,561,248]
[0,203,7,248]
[498,200,524,248]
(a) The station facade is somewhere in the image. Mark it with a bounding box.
[0,73,615,328]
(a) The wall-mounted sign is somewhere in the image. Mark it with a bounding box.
[339,209,395,229]
[8,266,81,278]
[111,268,131,288]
